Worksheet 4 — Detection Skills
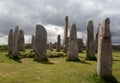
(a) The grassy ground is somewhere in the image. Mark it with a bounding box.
[0,50,120,83]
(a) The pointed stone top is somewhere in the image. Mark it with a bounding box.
[15,26,19,30]
[89,20,93,24]
[36,24,46,33]
[105,18,110,24]
[70,23,77,39]
[88,20,93,26]
[65,16,68,18]
[9,29,13,32]
[36,24,43,27]
[87,20,94,31]
[101,18,111,38]
[58,34,60,36]
[19,30,24,33]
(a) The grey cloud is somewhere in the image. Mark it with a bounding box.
[0,0,120,44]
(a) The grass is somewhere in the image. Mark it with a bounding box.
[0,50,120,83]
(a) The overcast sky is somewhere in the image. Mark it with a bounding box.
[0,0,120,45]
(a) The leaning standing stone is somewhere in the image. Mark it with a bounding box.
[32,35,35,51]
[34,24,48,61]
[8,29,13,55]
[68,23,79,61]
[97,18,112,77]
[56,35,61,52]
[49,42,53,51]
[86,20,96,60]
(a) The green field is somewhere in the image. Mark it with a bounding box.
[0,50,120,83]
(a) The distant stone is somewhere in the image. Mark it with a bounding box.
[56,35,61,52]
[68,23,79,61]
[34,24,48,61]
[18,30,25,51]
[86,20,96,60]
[32,35,35,51]
[63,16,68,53]
[8,29,13,55]
[77,38,83,52]
[97,18,112,77]
[95,24,100,53]
[49,42,53,51]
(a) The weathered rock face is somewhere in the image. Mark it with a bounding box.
[56,35,61,52]
[18,30,25,51]
[12,26,19,56]
[8,29,13,55]
[49,42,53,51]
[34,24,48,61]
[77,38,83,52]
[86,20,96,59]
[97,18,112,77]
[63,16,68,53]
[32,35,35,51]
[68,23,79,61]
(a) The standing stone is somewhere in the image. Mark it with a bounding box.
[97,18,112,77]
[68,23,79,61]
[53,42,57,48]
[77,38,83,52]
[18,30,25,51]
[8,29,13,55]
[12,26,19,56]
[32,35,35,51]
[49,42,53,51]
[86,20,96,60]
[34,24,48,61]
[56,35,61,52]
[95,24,100,53]
[63,16,68,53]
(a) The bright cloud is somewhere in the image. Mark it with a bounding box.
[0,0,120,45]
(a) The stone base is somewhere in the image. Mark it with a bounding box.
[34,58,48,62]
[66,57,80,62]
[6,52,21,60]
[86,56,97,61]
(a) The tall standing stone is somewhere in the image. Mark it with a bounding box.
[49,42,53,51]
[8,29,13,55]
[12,26,19,56]
[56,35,61,52]
[32,35,35,51]
[86,20,96,60]
[77,38,83,52]
[68,23,79,61]
[97,18,112,77]
[63,16,68,53]
[34,24,48,61]
[18,30,25,51]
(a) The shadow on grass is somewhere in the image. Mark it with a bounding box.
[114,55,120,57]
[34,59,54,65]
[86,57,97,61]
[92,73,119,83]
[113,59,120,62]
[102,76,119,83]
[66,58,91,65]
[0,60,5,63]
[14,59,22,63]
[79,60,92,65]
